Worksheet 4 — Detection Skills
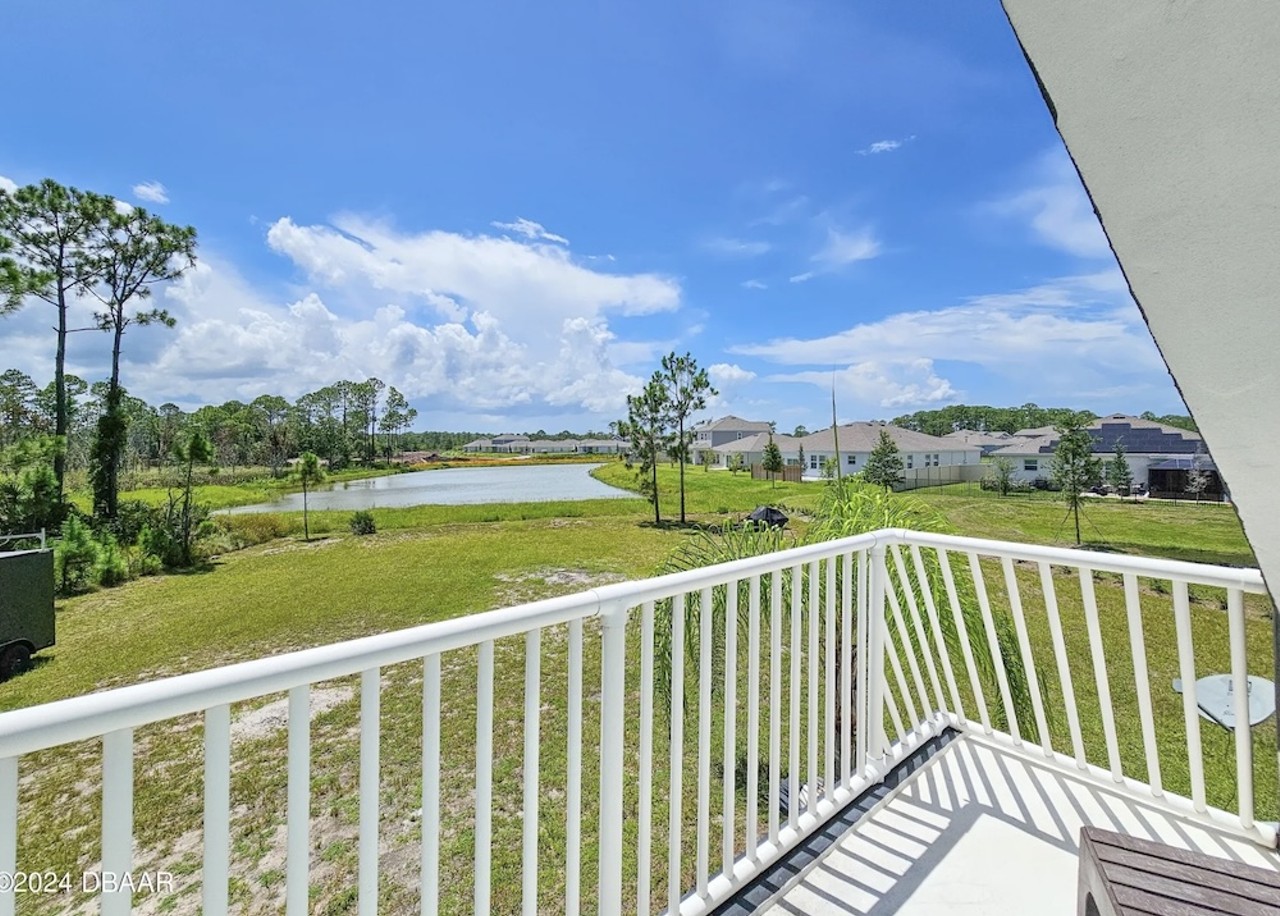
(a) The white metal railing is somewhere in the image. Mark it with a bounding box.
[0,529,1271,916]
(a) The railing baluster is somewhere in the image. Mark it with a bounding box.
[1001,558,1050,754]
[745,576,761,863]
[696,586,713,897]
[789,565,801,830]
[855,549,870,770]
[891,544,946,716]
[0,757,15,916]
[567,620,584,916]
[939,548,990,733]
[1079,568,1123,781]
[102,728,134,916]
[287,686,311,916]
[841,551,854,788]
[969,553,1021,743]
[824,557,836,801]
[422,655,441,916]
[637,603,655,915]
[598,604,627,913]
[884,579,930,722]
[807,561,819,811]
[1227,588,1254,829]
[722,581,738,878]
[476,643,495,916]
[768,573,781,845]
[360,667,381,915]
[867,544,888,759]
[667,595,685,916]
[1039,563,1085,768]
[523,630,542,916]
[1171,583,1206,812]
[908,545,963,722]
[879,586,920,727]
[203,704,231,916]
[1122,574,1162,795]
[881,628,911,740]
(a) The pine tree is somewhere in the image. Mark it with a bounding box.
[762,434,784,487]
[863,430,905,490]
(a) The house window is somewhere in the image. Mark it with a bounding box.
[810,454,819,469]
[932,453,940,467]
[736,432,744,439]
[907,455,914,469]
[846,454,856,466]
[1024,459,1038,472]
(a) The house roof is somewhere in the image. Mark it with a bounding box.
[695,415,774,433]
[711,433,799,453]
[943,429,1024,447]
[462,438,491,448]
[990,415,1204,457]
[798,423,982,454]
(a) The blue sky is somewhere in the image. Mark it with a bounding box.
[1,0,1181,432]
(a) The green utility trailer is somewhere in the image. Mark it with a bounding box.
[0,542,55,680]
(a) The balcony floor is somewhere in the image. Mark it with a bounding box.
[758,733,1280,915]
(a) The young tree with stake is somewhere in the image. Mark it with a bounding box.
[297,452,325,541]
[1051,420,1103,544]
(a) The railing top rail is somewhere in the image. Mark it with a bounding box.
[0,588,602,757]
[592,530,882,607]
[892,529,1267,592]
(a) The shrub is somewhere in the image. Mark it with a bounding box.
[349,510,377,536]
[94,533,130,587]
[209,514,296,550]
[55,515,100,595]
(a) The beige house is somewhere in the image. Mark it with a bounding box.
[798,423,982,480]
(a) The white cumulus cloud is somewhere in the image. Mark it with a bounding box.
[0,174,16,194]
[733,268,1167,411]
[991,150,1112,259]
[132,181,169,204]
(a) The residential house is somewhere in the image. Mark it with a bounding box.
[709,432,800,469]
[461,438,491,453]
[691,415,775,463]
[988,414,1219,496]
[576,438,624,455]
[489,434,531,454]
[797,422,983,481]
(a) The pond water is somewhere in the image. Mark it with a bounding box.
[223,462,638,514]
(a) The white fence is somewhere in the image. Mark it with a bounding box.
[0,529,1271,915]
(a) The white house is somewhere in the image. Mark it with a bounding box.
[708,432,801,469]
[797,423,983,481]
[987,414,1218,495]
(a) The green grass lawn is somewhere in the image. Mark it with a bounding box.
[4,464,1271,913]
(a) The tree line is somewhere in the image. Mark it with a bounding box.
[891,403,1196,436]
